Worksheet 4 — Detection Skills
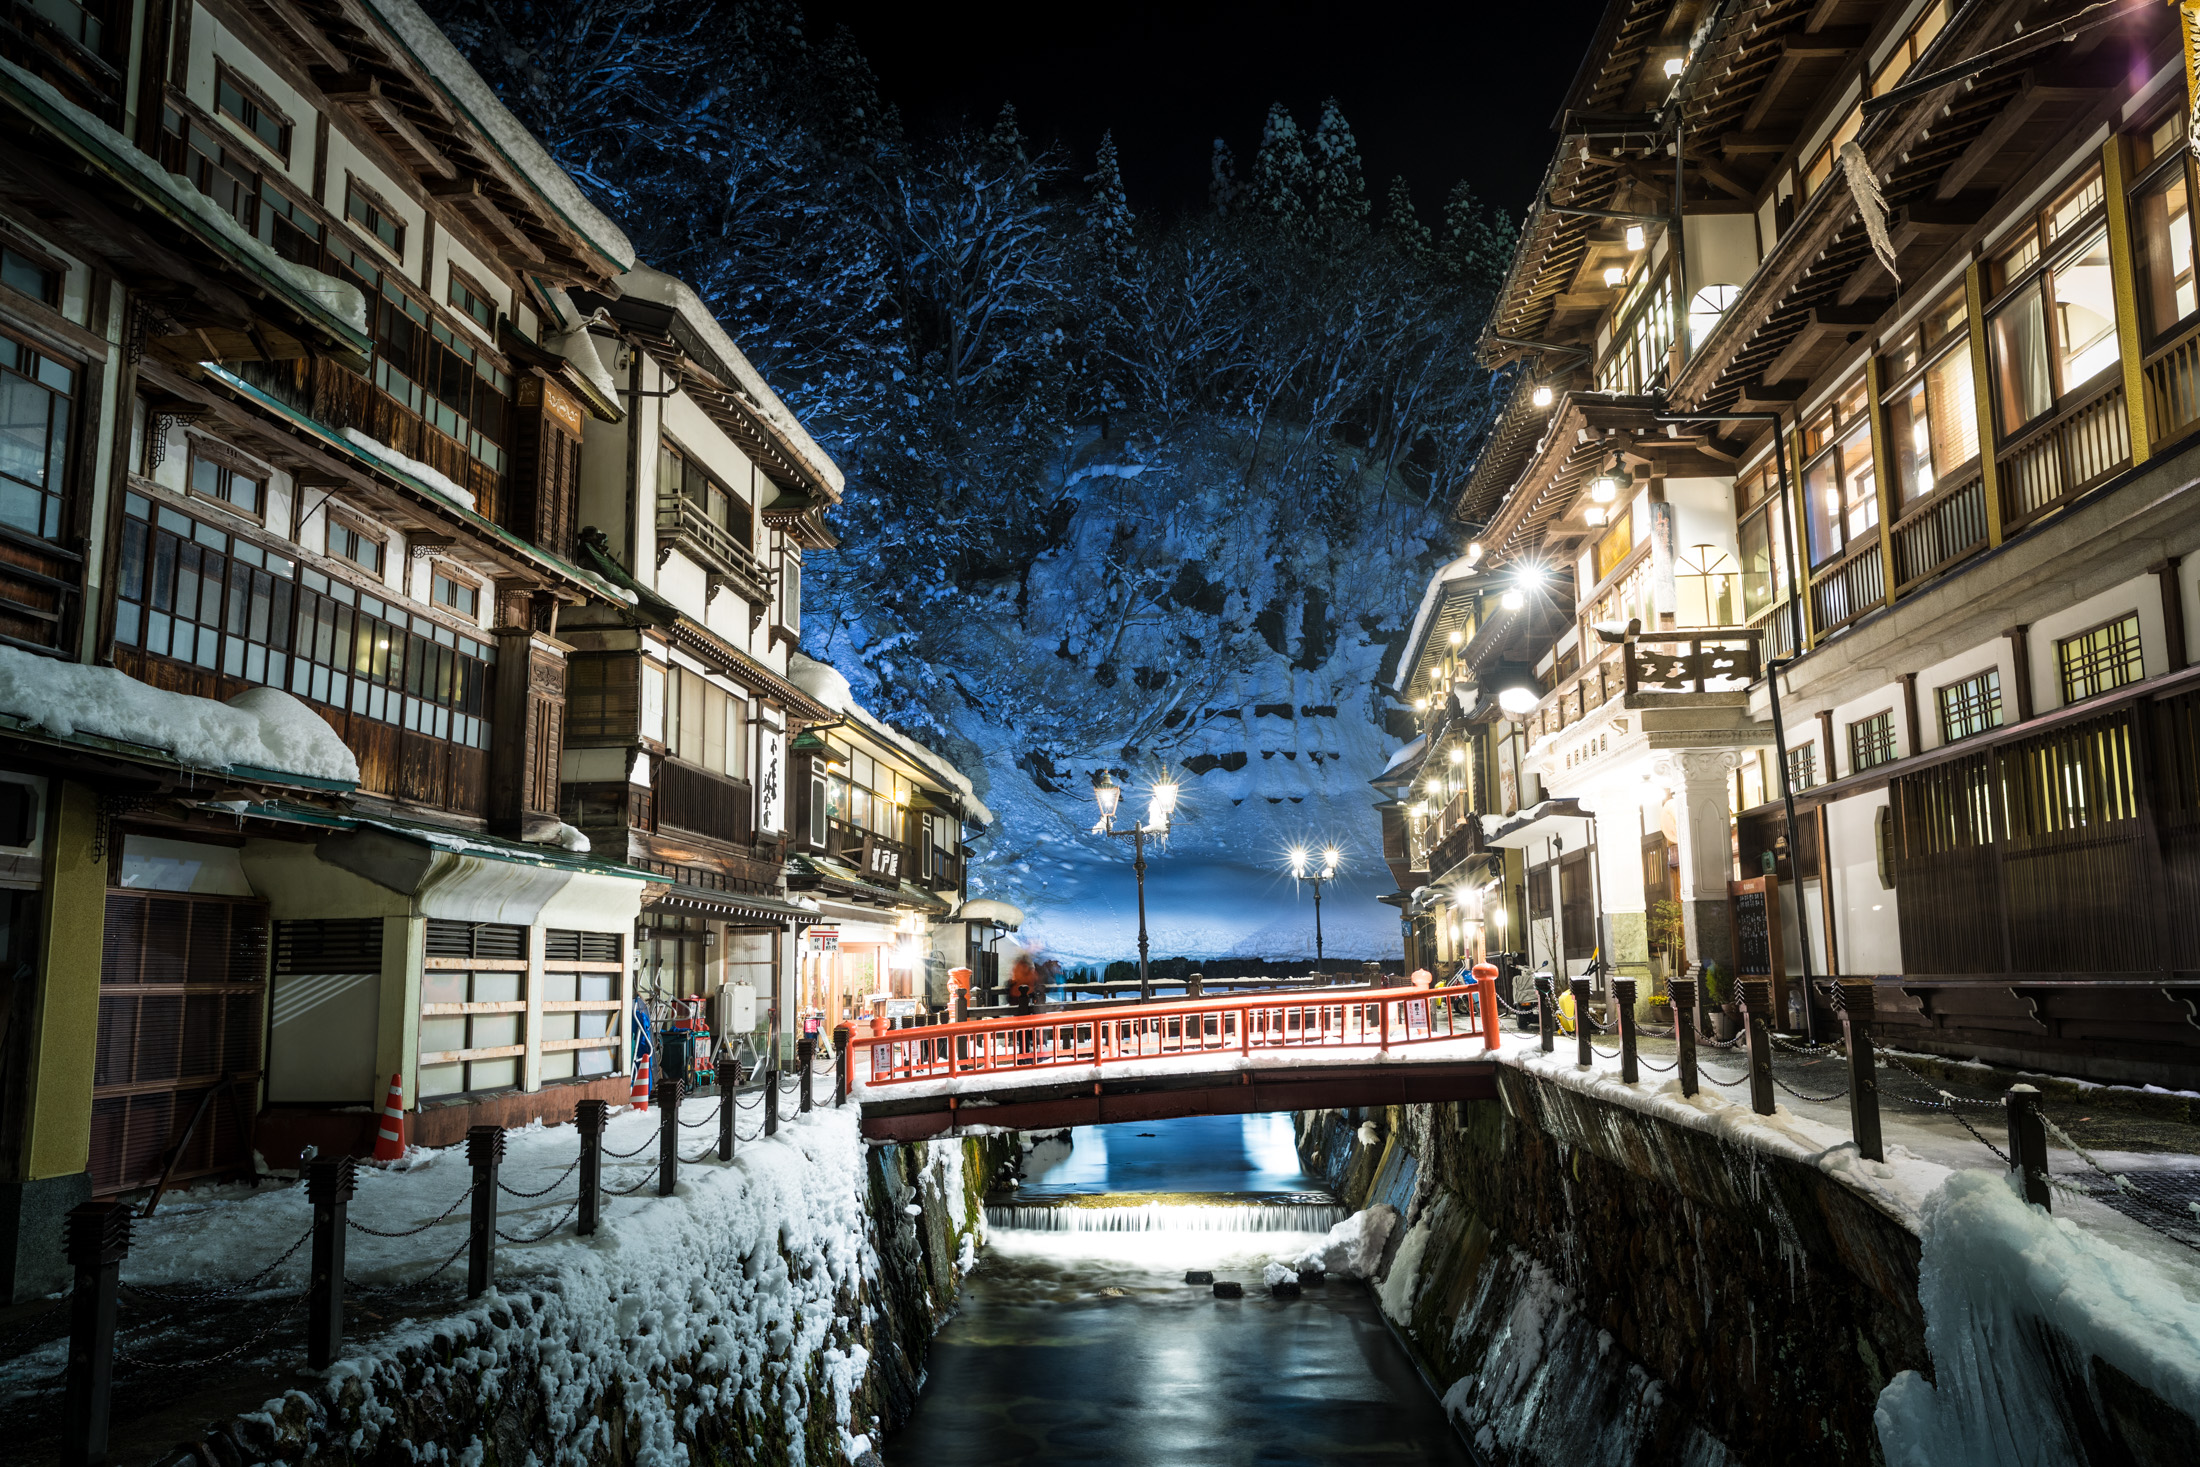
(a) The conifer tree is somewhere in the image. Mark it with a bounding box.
[1383,176,1432,264]
[1208,138,1240,214]
[1309,98,1369,228]
[1442,180,1517,304]
[1083,130,1136,262]
[1250,103,1313,231]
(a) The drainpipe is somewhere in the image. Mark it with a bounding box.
[1653,409,1818,1042]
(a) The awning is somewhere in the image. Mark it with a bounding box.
[791,854,914,909]
[649,884,824,927]
[1482,798,1596,850]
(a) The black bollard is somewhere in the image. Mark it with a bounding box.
[1835,981,1883,1163]
[1571,976,1593,1068]
[764,1048,780,1137]
[2006,1084,2051,1209]
[833,1024,852,1106]
[1738,979,1775,1116]
[61,1201,129,1467]
[306,1155,356,1369]
[466,1125,504,1297]
[1535,974,1555,1053]
[1670,976,1699,1098]
[717,1052,738,1161]
[1614,977,1638,1084]
[657,1071,683,1198]
[576,1100,606,1236]
[798,1033,816,1113]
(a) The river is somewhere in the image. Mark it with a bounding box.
[889,1113,1471,1465]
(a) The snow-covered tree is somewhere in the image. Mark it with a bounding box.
[1208,138,1241,215]
[1309,98,1369,229]
[1442,181,1517,307]
[1384,175,1434,265]
[1250,103,1313,231]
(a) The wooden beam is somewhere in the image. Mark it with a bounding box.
[1934,76,2090,200]
[1763,304,1887,384]
[1782,27,1870,60]
[1716,130,1798,155]
[314,71,458,180]
[1684,149,1756,201]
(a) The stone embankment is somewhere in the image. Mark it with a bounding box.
[1301,1058,2200,1466]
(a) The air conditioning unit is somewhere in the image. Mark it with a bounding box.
[719,982,758,1036]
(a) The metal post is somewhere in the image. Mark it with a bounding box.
[798,1033,815,1114]
[717,1051,738,1160]
[1534,974,1555,1053]
[1313,876,1324,968]
[465,1125,504,1299]
[1614,976,1638,1083]
[1671,976,1699,1097]
[1571,976,1593,1068]
[1836,981,1883,1162]
[61,1201,129,1467]
[306,1155,355,1370]
[1738,978,1776,1116]
[657,1071,682,1198]
[1133,827,1152,1002]
[833,1023,852,1105]
[2006,1084,2051,1208]
[576,1099,606,1235]
[764,1051,780,1137]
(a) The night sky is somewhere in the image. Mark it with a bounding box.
[803,1,1610,222]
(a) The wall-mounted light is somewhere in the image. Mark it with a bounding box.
[1603,265,1626,288]
[1498,685,1540,717]
[1531,384,1554,408]
[1413,696,1429,711]
[1466,541,1485,562]
[1590,454,1625,504]
[1449,748,1466,765]
[1664,56,1685,78]
[1585,505,1608,527]
[1447,629,1463,646]
[1501,588,1525,610]
[1624,224,1646,252]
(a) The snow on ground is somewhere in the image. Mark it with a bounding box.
[1292,1202,1397,1278]
[0,648,357,782]
[0,1105,937,1466]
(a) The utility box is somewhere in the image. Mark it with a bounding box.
[720,982,758,1035]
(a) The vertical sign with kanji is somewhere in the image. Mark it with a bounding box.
[757,710,787,834]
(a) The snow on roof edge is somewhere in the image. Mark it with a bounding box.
[363,0,636,271]
[1394,554,1482,693]
[617,265,845,497]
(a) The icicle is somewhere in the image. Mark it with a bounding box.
[1839,141,1899,284]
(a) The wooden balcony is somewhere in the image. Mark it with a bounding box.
[1996,377,2130,535]
[828,817,909,887]
[1422,790,1483,878]
[236,357,504,523]
[656,493,771,605]
[657,759,754,847]
[2142,316,2200,446]
[0,1,125,127]
[1889,468,1988,595]
[918,837,964,892]
[1622,629,1765,697]
[1807,536,1886,639]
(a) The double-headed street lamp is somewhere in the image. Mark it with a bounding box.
[1286,844,1342,969]
[1091,771,1180,1001]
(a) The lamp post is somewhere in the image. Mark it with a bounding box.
[1090,772,1179,1002]
[1287,845,1342,970]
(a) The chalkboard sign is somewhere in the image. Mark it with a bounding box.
[1734,890,1771,974]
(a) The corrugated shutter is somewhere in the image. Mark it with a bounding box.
[545,929,621,963]
[91,892,268,1194]
[424,918,525,960]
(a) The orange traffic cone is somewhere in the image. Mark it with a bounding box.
[371,1072,407,1163]
[630,1052,650,1112]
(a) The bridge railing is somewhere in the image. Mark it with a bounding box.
[855,980,1499,1087]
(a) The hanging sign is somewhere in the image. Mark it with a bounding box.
[810,925,840,950]
[757,712,787,834]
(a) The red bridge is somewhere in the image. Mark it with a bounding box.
[851,979,1504,1141]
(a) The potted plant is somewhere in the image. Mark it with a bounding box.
[1703,961,1739,1043]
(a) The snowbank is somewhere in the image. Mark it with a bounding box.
[0,58,366,335]
[1293,1201,1397,1277]
[0,649,357,782]
[363,0,634,271]
[342,428,477,510]
[1875,1170,2200,1466]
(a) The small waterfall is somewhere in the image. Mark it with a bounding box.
[988,1198,1344,1233]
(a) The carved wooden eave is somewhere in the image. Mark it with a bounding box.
[1670,0,2165,414]
[233,0,627,286]
[1476,394,1697,569]
[1454,371,1566,528]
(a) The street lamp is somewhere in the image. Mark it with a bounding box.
[1286,844,1343,969]
[1090,770,1179,1001]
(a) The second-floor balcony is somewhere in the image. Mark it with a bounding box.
[826,817,908,887]
[1523,629,1765,747]
[657,492,771,606]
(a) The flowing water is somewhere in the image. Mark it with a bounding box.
[890,1114,1470,1465]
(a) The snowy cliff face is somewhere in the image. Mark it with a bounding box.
[809,424,1440,964]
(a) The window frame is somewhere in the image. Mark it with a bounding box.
[1936,667,2005,744]
[0,324,78,544]
[1848,709,1898,772]
[325,512,385,576]
[446,264,498,336]
[183,438,266,521]
[2056,612,2146,705]
[2126,107,2200,350]
[1798,380,1878,569]
[431,566,481,620]
[213,61,293,163]
[1983,167,2117,441]
[1878,286,1980,509]
[343,173,407,259]
[1735,458,1792,622]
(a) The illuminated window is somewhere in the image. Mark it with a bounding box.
[1849,710,1897,771]
[1936,669,2003,743]
[1986,169,2117,437]
[2057,614,2144,704]
[1880,288,1978,508]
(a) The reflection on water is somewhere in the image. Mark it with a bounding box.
[1017,1112,1317,1196]
[890,1113,1469,1467]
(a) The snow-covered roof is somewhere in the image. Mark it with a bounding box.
[1381,735,1427,776]
[953,898,1024,928]
[0,649,357,784]
[618,265,845,497]
[789,654,993,827]
[363,0,635,272]
[1395,553,1483,692]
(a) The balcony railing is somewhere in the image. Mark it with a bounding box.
[828,817,908,885]
[1996,378,2130,534]
[1890,469,1988,595]
[1807,537,1886,639]
[656,493,770,604]
[657,759,754,847]
[1622,629,1764,696]
[237,358,504,524]
[2143,317,2200,446]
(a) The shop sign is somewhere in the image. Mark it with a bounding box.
[757,714,787,834]
[810,925,839,950]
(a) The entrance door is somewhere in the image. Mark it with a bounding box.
[91,892,268,1193]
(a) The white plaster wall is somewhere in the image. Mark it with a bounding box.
[1825,792,1901,975]
[320,130,422,282]
[1913,637,2020,752]
[191,13,316,195]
